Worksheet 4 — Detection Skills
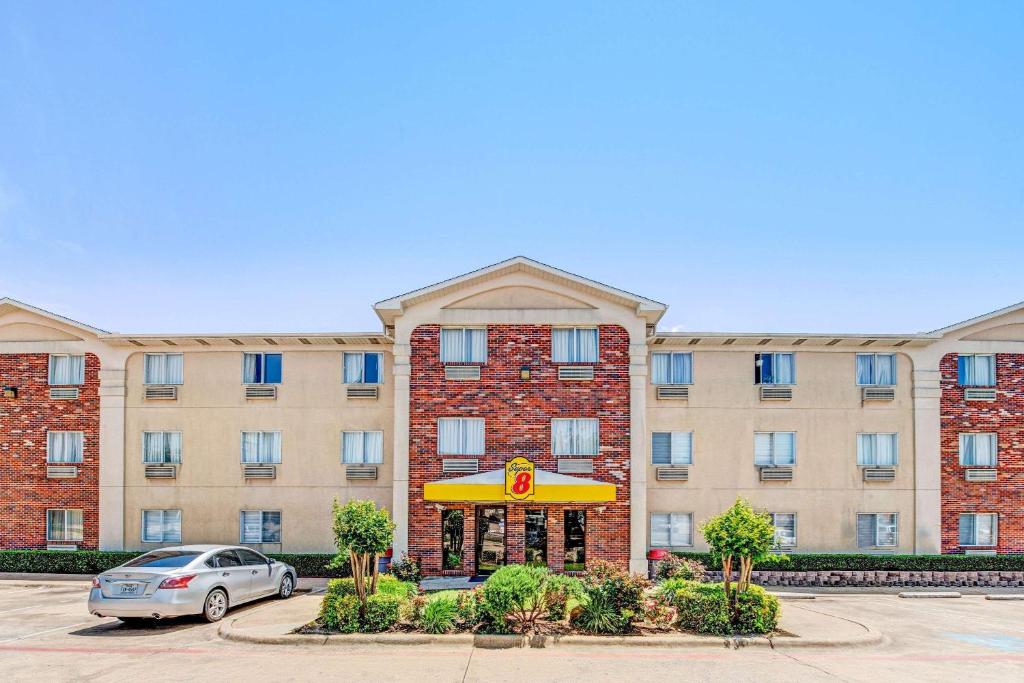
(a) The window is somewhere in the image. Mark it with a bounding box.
[551,418,599,456]
[754,432,795,466]
[344,352,382,384]
[440,328,487,363]
[46,509,83,543]
[525,510,548,566]
[240,510,281,544]
[959,433,997,467]
[958,354,996,386]
[652,431,693,465]
[441,509,464,570]
[754,353,795,385]
[211,550,243,568]
[857,513,898,548]
[437,418,485,455]
[144,353,184,385]
[142,431,182,464]
[342,431,384,463]
[242,353,282,385]
[48,354,84,385]
[651,352,692,385]
[142,509,182,543]
[770,513,797,547]
[564,511,586,571]
[551,328,599,363]
[856,354,896,386]
[125,550,201,568]
[857,433,898,466]
[959,513,998,546]
[240,431,282,464]
[237,548,269,565]
[46,431,84,463]
[650,512,693,547]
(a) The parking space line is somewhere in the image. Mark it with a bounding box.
[0,599,84,616]
[0,621,92,644]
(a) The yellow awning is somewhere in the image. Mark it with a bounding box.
[423,468,616,503]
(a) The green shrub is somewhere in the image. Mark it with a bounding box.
[641,594,677,629]
[654,554,706,583]
[668,581,778,636]
[362,593,403,632]
[543,574,582,622]
[0,550,348,577]
[571,589,623,633]
[582,560,649,617]
[734,585,779,634]
[420,595,459,634]
[375,574,417,599]
[480,565,550,633]
[318,593,361,633]
[455,589,481,628]
[389,553,422,583]
[325,577,357,598]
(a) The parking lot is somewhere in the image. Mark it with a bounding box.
[1,581,1023,682]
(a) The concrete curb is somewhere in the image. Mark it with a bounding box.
[898,591,962,599]
[985,594,1024,601]
[218,620,883,650]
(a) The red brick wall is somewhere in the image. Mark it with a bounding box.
[940,352,1024,554]
[408,325,631,575]
[0,353,101,549]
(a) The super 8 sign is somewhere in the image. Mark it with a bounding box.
[505,457,535,500]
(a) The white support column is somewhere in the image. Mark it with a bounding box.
[98,366,126,551]
[628,340,649,574]
[911,361,942,554]
[391,342,411,558]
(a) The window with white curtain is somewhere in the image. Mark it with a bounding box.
[856,354,896,386]
[652,431,693,465]
[342,431,384,463]
[650,352,692,385]
[551,328,599,363]
[754,353,795,385]
[650,513,693,547]
[240,510,281,544]
[754,432,795,466]
[551,418,600,456]
[437,418,485,455]
[144,353,184,385]
[48,354,84,385]
[770,513,797,547]
[857,433,899,466]
[959,433,997,467]
[46,431,83,463]
[959,513,997,546]
[344,352,383,384]
[240,431,282,463]
[46,509,83,542]
[142,431,182,464]
[142,509,182,543]
[242,353,282,384]
[958,354,996,386]
[857,513,898,547]
[440,328,487,363]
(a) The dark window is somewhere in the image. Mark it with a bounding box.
[525,510,547,566]
[441,509,464,570]
[122,551,200,568]
[237,548,269,565]
[212,550,243,568]
[564,510,586,571]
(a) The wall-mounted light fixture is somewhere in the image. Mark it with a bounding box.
[594,506,607,514]
[520,365,531,380]
[2,386,17,399]
[430,503,446,512]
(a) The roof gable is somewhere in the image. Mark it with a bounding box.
[0,298,109,338]
[931,300,1024,339]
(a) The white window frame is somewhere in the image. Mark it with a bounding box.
[958,354,996,387]
[48,354,85,386]
[143,353,184,385]
[649,512,694,548]
[343,352,384,385]
[754,352,796,385]
[142,509,182,543]
[551,327,599,364]
[551,418,600,456]
[46,431,84,464]
[142,431,183,464]
[650,352,693,385]
[241,352,282,385]
[855,353,897,386]
[857,512,898,548]
[958,433,998,467]
[754,431,796,466]
[856,433,899,467]
[240,431,282,464]
[959,512,998,547]
[770,512,797,548]
[240,510,282,544]
[341,431,384,464]
[439,327,488,364]
[436,418,485,456]
[651,431,693,465]
[46,509,83,543]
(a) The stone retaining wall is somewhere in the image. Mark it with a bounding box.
[705,570,1024,587]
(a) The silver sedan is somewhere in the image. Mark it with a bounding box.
[88,545,296,624]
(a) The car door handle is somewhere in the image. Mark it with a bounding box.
[222,572,231,576]
[251,570,259,575]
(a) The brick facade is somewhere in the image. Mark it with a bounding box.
[0,353,101,549]
[408,325,631,575]
[940,352,1024,554]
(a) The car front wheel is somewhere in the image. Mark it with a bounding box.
[278,574,294,599]
[203,589,229,623]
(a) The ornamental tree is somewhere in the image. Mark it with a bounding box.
[331,499,396,613]
[701,499,776,621]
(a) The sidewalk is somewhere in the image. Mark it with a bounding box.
[219,591,883,649]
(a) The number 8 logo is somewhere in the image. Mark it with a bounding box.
[511,472,531,495]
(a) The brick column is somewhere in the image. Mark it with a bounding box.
[461,505,475,575]
[547,505,565,573]
[506,505,525,565]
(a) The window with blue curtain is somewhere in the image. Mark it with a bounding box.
[651,352,692,385]
[551,328,599,363]
[344,352,383,384]
[856,354,896,385]
[958,354,996,386]
[242,353,282,384]
[754,353,794,384]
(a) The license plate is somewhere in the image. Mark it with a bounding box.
[117,583,141,596]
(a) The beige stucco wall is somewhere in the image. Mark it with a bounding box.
[646,349,916,553]
[122,348,394,552]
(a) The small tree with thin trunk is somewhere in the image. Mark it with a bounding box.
[701,499,776,624]
[331,499,395,615]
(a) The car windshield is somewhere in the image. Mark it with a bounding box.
[121,551,201,568]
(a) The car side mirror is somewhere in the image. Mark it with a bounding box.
[268,558,276,565]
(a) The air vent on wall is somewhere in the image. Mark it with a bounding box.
[862,386,895,401]
[443,459,479,474]
[759,386,793,401]
[345,465,378,480]
[964,549,997,556]
[244,385,277,399]
[346,386,379,399]
[965,468,997,482]
[759,466,793,481]
[558,366,594,381]
[49,388,79,400]
[145,385,178,400]
[656,466,689,481]
[862,467,896,482]
[46,465,78,479]
[243,464,276,479]
[144,464,177,479]
[445,366,481,381]
[557,458,594,474]
[656,386,689,400]
[964,388,997,401]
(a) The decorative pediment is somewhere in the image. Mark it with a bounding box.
[933,300,1024,341]
[443,286,596,311]
[0,321,83,342]
[0,298,108,340]
[962,323,1024,342]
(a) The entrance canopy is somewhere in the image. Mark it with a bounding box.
[424,467,616,503]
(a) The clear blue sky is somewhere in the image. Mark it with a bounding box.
[1,2,1021,334]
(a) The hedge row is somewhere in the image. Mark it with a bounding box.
[673,552,1024,572]
[0,550,349,578]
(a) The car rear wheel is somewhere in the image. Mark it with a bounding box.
[278,573,294,599]
[203,589,228,622]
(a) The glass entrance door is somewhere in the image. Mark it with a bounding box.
[475,507,506,574]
